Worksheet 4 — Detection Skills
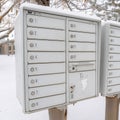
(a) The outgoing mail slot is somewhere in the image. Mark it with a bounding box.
[69,62,95,72]
[28,84,65,99]
[27,27,65,40]
[108,77,120,86]
[108,70,120,77]
[28,63,65,75]
[109,37,120,45]
[109,54,120,61]
[28,52,65,63]
[69,21,95,33]
[69,52,95,62]
[27,40,65,51]
[109,45,120,53]
[29,94,65,111]
[108,62,120,69]
[107,85,120,94]
[69,71,96,102]
[69,42,95,52]
[110,27,120,37]
[27,15,65,30]
[28,74,65,87]
[69,32,95,42]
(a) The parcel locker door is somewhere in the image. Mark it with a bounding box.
[69,71,96,102]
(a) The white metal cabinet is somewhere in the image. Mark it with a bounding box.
[101,21,120,96]
[15,3,101,113]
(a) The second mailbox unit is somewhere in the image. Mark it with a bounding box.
[15,3,101,113]
[101,21,120,96]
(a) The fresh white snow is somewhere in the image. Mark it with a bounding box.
[0,55,113,120]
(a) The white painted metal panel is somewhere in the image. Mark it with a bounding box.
[108,70,120,78]
[108,77,120,86]
[69,62,95,72]
[28,74,65,87]
[29,94,65,111]
[27,15,65,30]
[69,71,96,102]
[109,54,120,61]
[109,37,120,45]
[107,85,120,94]
[27,40,65,51]
[69,42,95,51]
[110,28,120,37]
[28,52,65,63]
[27,27,65,40]
[69,52,95,62]
[108,62,120,69]
[29,84,65,99]
[28,63,65,75]
[109,45,120,53]
[69,21,95,33]
[69,32,95,42]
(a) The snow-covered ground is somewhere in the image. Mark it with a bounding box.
[0,55,108,120]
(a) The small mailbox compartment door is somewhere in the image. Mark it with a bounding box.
[69,71,96,102]
[109,37,120,45]
[110,27,120,37]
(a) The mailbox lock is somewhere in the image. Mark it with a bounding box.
[109,56,113,59]
[108,80,112,84]
[109,64,113,67]
[111,30,114,34]
[110,47,113,51]
[30,55,34,60]
[29,30,34,35]
[29,18,33,23]
[70,34,76,38]
[70,24,76,28]
[31,79,35,84]
[70,55,76,59]
[31,103,35,107]
[30,67,34,72]
[110,39,113,42]
[109,72,112,76]
[108,88,112,92]
[30,43,34,47]
[31,91,35,95]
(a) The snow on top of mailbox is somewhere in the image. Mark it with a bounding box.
[20,2,101,23]
[102,20,120,27]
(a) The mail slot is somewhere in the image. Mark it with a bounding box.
[109,37,120,45]
[69,42,95,51]
[69,52,95,62]
[110,27,120,37]
[28,63,65,75]
[69,62,95,72]
[29,94,65,111]
[27,14,65,30]
[69,32,95,42]
[28,74,65,87]
[28,52,65,63]
[69,21,95,33]
[29,84,65,99]
[27,27,65,40]
[27,40,65,51]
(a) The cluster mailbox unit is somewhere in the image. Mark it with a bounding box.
[15,3,101,113]
[101,21,120,96]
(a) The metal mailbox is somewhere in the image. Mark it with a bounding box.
[15,3,101,113]
[101,21,120,96]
